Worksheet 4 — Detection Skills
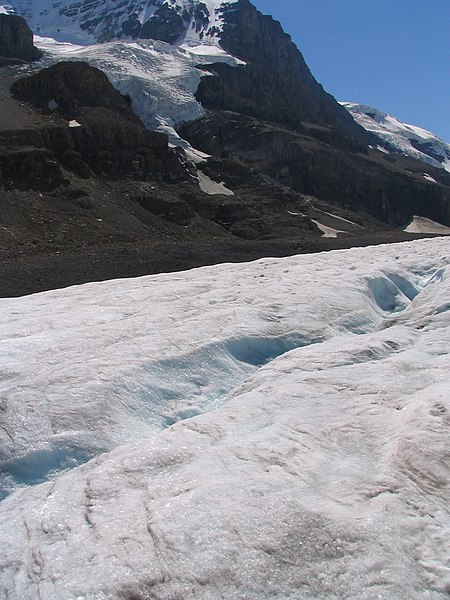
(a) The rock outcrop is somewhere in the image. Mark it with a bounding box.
[195,0,370,151]
[0,14,42,63]
[180,111,450,227]
[1,62,187,190]
[11,61,136,120]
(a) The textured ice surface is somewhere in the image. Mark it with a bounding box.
[0,238,450,599]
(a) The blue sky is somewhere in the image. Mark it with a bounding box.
[252,0,450,142]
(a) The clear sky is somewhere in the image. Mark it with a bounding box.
[252,0,450,143]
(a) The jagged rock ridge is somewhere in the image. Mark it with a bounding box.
[9,0,236,43]
[197,0,370,148]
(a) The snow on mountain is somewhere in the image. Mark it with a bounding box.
[0,4,15,14]
[342,102,450,173]
[9,0,236,44]
[1,237,450,598]
[34,35,242,150]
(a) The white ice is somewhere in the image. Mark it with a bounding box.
[342,102,450,173]
[1,238,450,599]
[0,4,14,14]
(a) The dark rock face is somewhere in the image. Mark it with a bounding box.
[195,0,370,150]
[0,117,183,190]
[0,14,42,63]
[139,1,215,43]
[140,3,186,44]
[180,111,450,227]
[11,61,136,120]
[1,62,187,190]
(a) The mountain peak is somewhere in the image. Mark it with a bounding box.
[8,0,237,44]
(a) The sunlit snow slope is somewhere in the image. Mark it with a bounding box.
[342,102,450,173]
[1,238,450,599]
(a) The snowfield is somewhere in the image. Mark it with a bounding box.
[342,102,450,173]
[1,238,450,599]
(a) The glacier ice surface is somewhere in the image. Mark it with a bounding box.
[0,238,450,598]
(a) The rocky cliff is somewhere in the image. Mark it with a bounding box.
[0,14,41,63]
[11,61,137,120]
[195,0,370,150]
[2,62,186,189]
[180,111,450,227]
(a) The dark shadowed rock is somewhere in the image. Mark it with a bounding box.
[179,111,450,227]
[2,63,187,190]
[195,0,370,151]
[139,1,215,43]
[0,14,42,63]
[10,61,136,120]
[140,3,186,43]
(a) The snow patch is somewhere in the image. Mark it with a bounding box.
[311,219,346,238]
[197,171,234,195]
[181,41,246,65]
[404,216,450,235]
[423,173,437,183]
[0,4,14,14]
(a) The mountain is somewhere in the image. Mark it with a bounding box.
[1,6,450,598]
[1,237,449,598]
[0,0,449,297]
[342,102,450,173]
[8,0,368,145]
[3,0,234,43]
[0,13,41,63]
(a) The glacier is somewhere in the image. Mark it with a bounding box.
[341,102,450,173]
[0,237,449,599]
[33,35,243,150]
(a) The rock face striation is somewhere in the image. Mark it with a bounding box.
[11,61,137,120]
[1,62,186,190]
[0,14,41,63]
[180,111,450,228]
[197,0,369,150]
